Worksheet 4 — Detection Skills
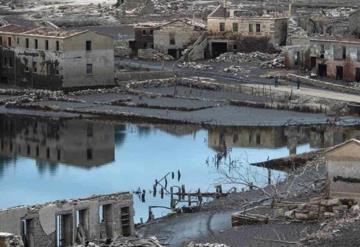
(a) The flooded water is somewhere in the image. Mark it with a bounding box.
[1,114,360,222]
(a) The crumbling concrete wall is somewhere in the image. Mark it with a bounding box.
[0,193,134,247]
[154,21,202,59]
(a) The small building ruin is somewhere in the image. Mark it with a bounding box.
[325,139,360,200]
[0,192,134,247]
[207,5,288,57]
[0,24,115,89]
[153,20,205,59]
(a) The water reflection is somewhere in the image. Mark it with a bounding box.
[0,115,115,167]
[208,125,360,154]
[1,114,360,221]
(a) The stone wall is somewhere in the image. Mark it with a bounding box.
[0,192,134,247]
[0,233,24,247]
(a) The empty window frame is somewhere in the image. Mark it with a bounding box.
[169,33,175,45]
[86,40,92,51]
[32,62,37,73]
[219,22,225,32]
[249,23,254,33]
[256,23,261,33]
[232,23,238,32]
[86,64,93,75]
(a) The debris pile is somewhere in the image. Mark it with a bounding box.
[301,204,360,245]
[0,232,24,247]
[214,52,285,69]
[277,198,356,221]
[74,236,164,247]
[223,65,250,75]
[186,242,230,247]
[177,62,213,70]
[138,49,174,61]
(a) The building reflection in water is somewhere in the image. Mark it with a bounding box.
[0,115,115,169]
[208,125,360,155]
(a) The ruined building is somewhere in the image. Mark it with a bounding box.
[0,192,134,247]
[129,23,160,56]
[0,24,115,89]
[309,37,360,81]
[286,36,360,82]
[153,20,205,59]
[207,5,288,57]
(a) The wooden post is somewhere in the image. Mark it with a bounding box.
[170,187,174,209]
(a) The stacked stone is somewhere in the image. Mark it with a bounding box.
[0,233,24,247]
[278,198,356,221]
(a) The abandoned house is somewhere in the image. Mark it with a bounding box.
[0,192,135,247]
[0,116,115,167]
[325,139,360,200]
[0,24,115,89]
[207,5,288,57]
[153,19,205,59]
[285,36,360,82]
[129,23,160,56]
[310,37,360,81]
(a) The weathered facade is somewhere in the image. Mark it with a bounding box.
[130,23,160,56]
[153,20,204,59]
[207,5,288,57]
[0,24,115,89]
[0,192,135,247]
[325,139,360,200]
[310,37,360,81]
[0,116,115,167]
[285,36,360,81]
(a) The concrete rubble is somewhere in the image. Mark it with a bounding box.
[213,52,285,69]
[186,243,230,247]
[138,49,174,61]
[277,198,357,221]
[0,232,24,247]
[177,62,213,70]
[74,236,164,247]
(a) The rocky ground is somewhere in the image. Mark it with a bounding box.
[138,150,360,247]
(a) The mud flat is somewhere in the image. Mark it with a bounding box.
[1,77,360,127]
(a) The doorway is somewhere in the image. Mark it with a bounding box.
[356,68,360,82]
[168,49,177,59]
[21,219,35,247]
[318,64,327,77]
[310,57,316,69]
[211,42,228,58]
[336,66,343,80]
[56,214,73,247]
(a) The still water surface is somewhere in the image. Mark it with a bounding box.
[1,115,359,221]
